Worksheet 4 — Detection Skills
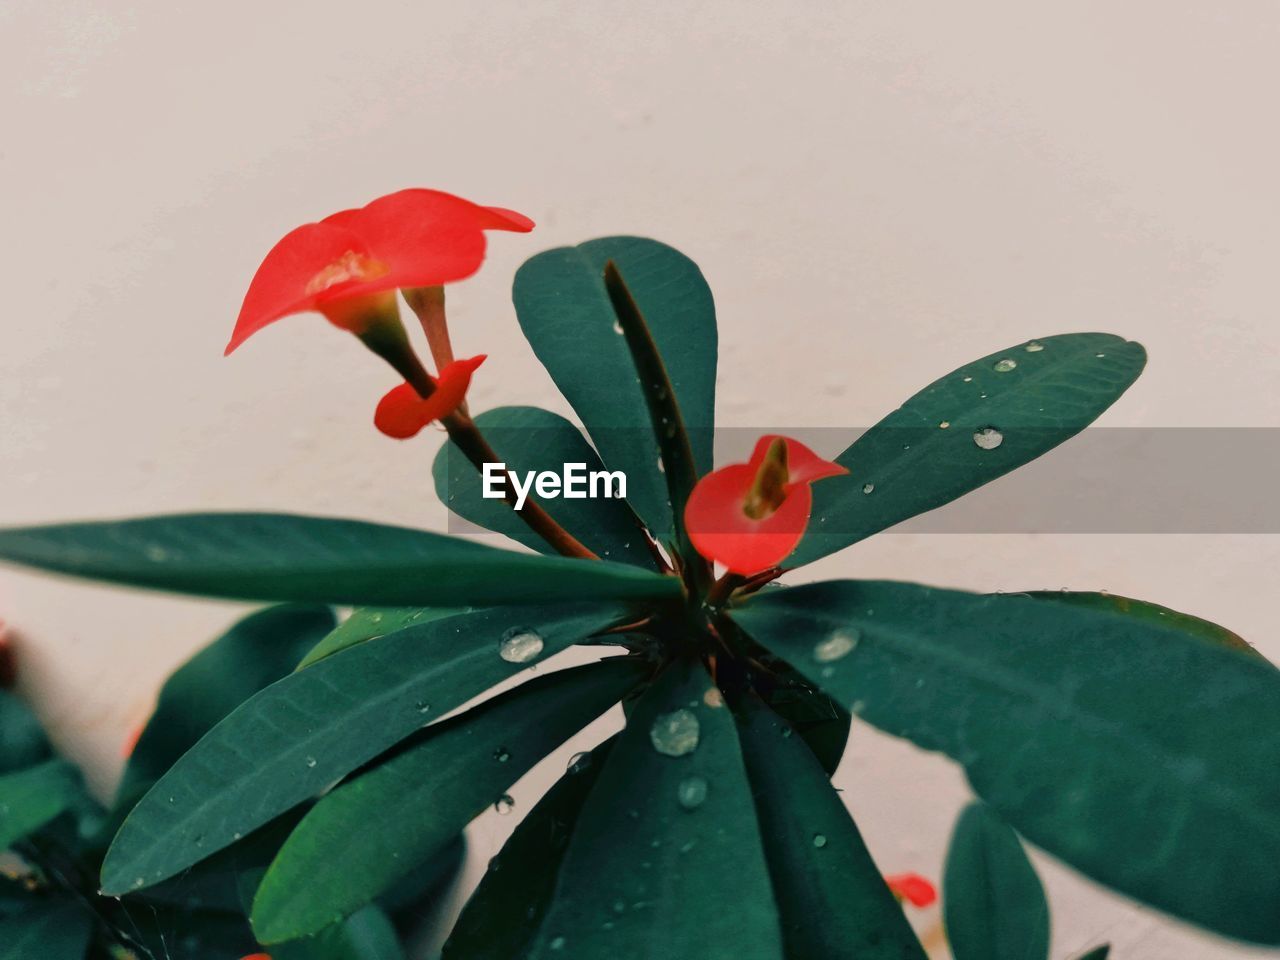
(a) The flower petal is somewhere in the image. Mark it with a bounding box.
[885,872,938,908]
[374,355,486,439]
[226,220,374,354]
[685,464,813,574]
[748,434,848,485]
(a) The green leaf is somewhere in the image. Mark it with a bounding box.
[944,802,1050,960]
[272,905,406,960]
[117,604,336,800]
[513,237,717,539]
[789,334,1146,566]
[1024,591,1269,663]
[443,741,613,960]
[732,581,1280,943]
[297,606,466,670]
[748,644,851,777]
[101,602,634,895]
[253,658,644,942]
[0,513,681,607]
[0,901,92,959]
[0,760,84,850]
[434,406,655,567]
[0,690,52,775]
[735,693,927,960]
[525,659,784,959]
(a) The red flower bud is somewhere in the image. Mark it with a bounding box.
[374,356,487,439]
[227,190,532,354]
[885,872,937,908]
[684,435,847,575]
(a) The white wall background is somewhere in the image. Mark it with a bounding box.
[2,2,1278,957]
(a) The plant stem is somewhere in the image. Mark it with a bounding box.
[601,261,713,595]
[403,286,456,370]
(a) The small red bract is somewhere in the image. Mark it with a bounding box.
[375,355,487,439]
[120,722,145,759]
[884,872,937,908]
[226,189,533,354]
[684,434,846,575]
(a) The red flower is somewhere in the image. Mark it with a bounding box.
[375,356,486,438]
[885,872,937,908]
[684,435,847,575]
[226,189,533,354]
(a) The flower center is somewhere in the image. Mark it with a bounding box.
[305,250,390,296]
[742,437,790,520]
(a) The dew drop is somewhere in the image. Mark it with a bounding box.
[499,627,544,664]
[862,482,874,494]
[993,358,1018,373]
[813,630,859,663]
[493,747,511,763]
[494,794,515,816]
[962,376,974,383]
[812,833,828,848]
[677,776,709,810]
[305,756,317,769]
[1095,352,1107,358]
[415,700,432,715]
[1025,340,1045,352]
[649,708,701,757]
[566,751,592,773]
[703,686,724,708]
[145,546,170,562]
[973,427,1004,450]
[612,320,624,334]
[938,420,950,429]
[549,935,567,951]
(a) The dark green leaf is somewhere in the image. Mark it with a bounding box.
[101,602,634,895]
[117,604,336,800]
[525,659,783,959]
[1024,591,1269,663]
[297,605,466,670]
[0,901,92,959]
[434,406,655,567]
[272,905,405,960]
[1073,947,1110,960]
[0,513,681,606]
[944,802,1049,960]
[0,760,84,850]
[443,741,613,960]
[735,693,927,960]
[253,658,644,942]
[748,645,851,776]
[0,690,52,775]
[513,237,717,539]
[733,581,1280,943]
[789,334,1146,566]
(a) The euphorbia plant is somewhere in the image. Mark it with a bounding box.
[0,187,1277,960]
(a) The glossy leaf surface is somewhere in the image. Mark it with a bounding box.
[0,513,681,606]
[790,334,1146,566]
[102,602,632,894]
[733,580,1280,943]
[514,237,717,539]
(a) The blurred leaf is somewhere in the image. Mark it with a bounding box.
[0,760,84,851]
[735,693,927,960]
[733,580,1280,944]
[442,741,613,959]
[118,604,336,800]
[272,904,405,960]
[1024,591,1268,663]
[1074,947,1110,960]
[514,237,717,540]
[102,602,634,896]
[0,901,92,959]
[253,658,644,942]
[524,660,783,958]
[0,690,52,775]
[434,406,655,567]
[0,513,681,607]
[789,334,1146,566]
[944,802,1049,960]
[297,606,465,670]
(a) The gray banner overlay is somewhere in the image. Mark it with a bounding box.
[439,428,1280,535]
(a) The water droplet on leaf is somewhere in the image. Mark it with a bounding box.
[813,630,859,663]
[812,833,828,848]
[499,627,544,664]
[495,794,515,815]
[1025,340,1045,352]
[677,776,709,810]
[973,427,1004,450]
[993,358,1018,372]
[650,708,700,757]
[862,482,874,494]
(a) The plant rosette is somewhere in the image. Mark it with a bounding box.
[0,188,1275,960]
